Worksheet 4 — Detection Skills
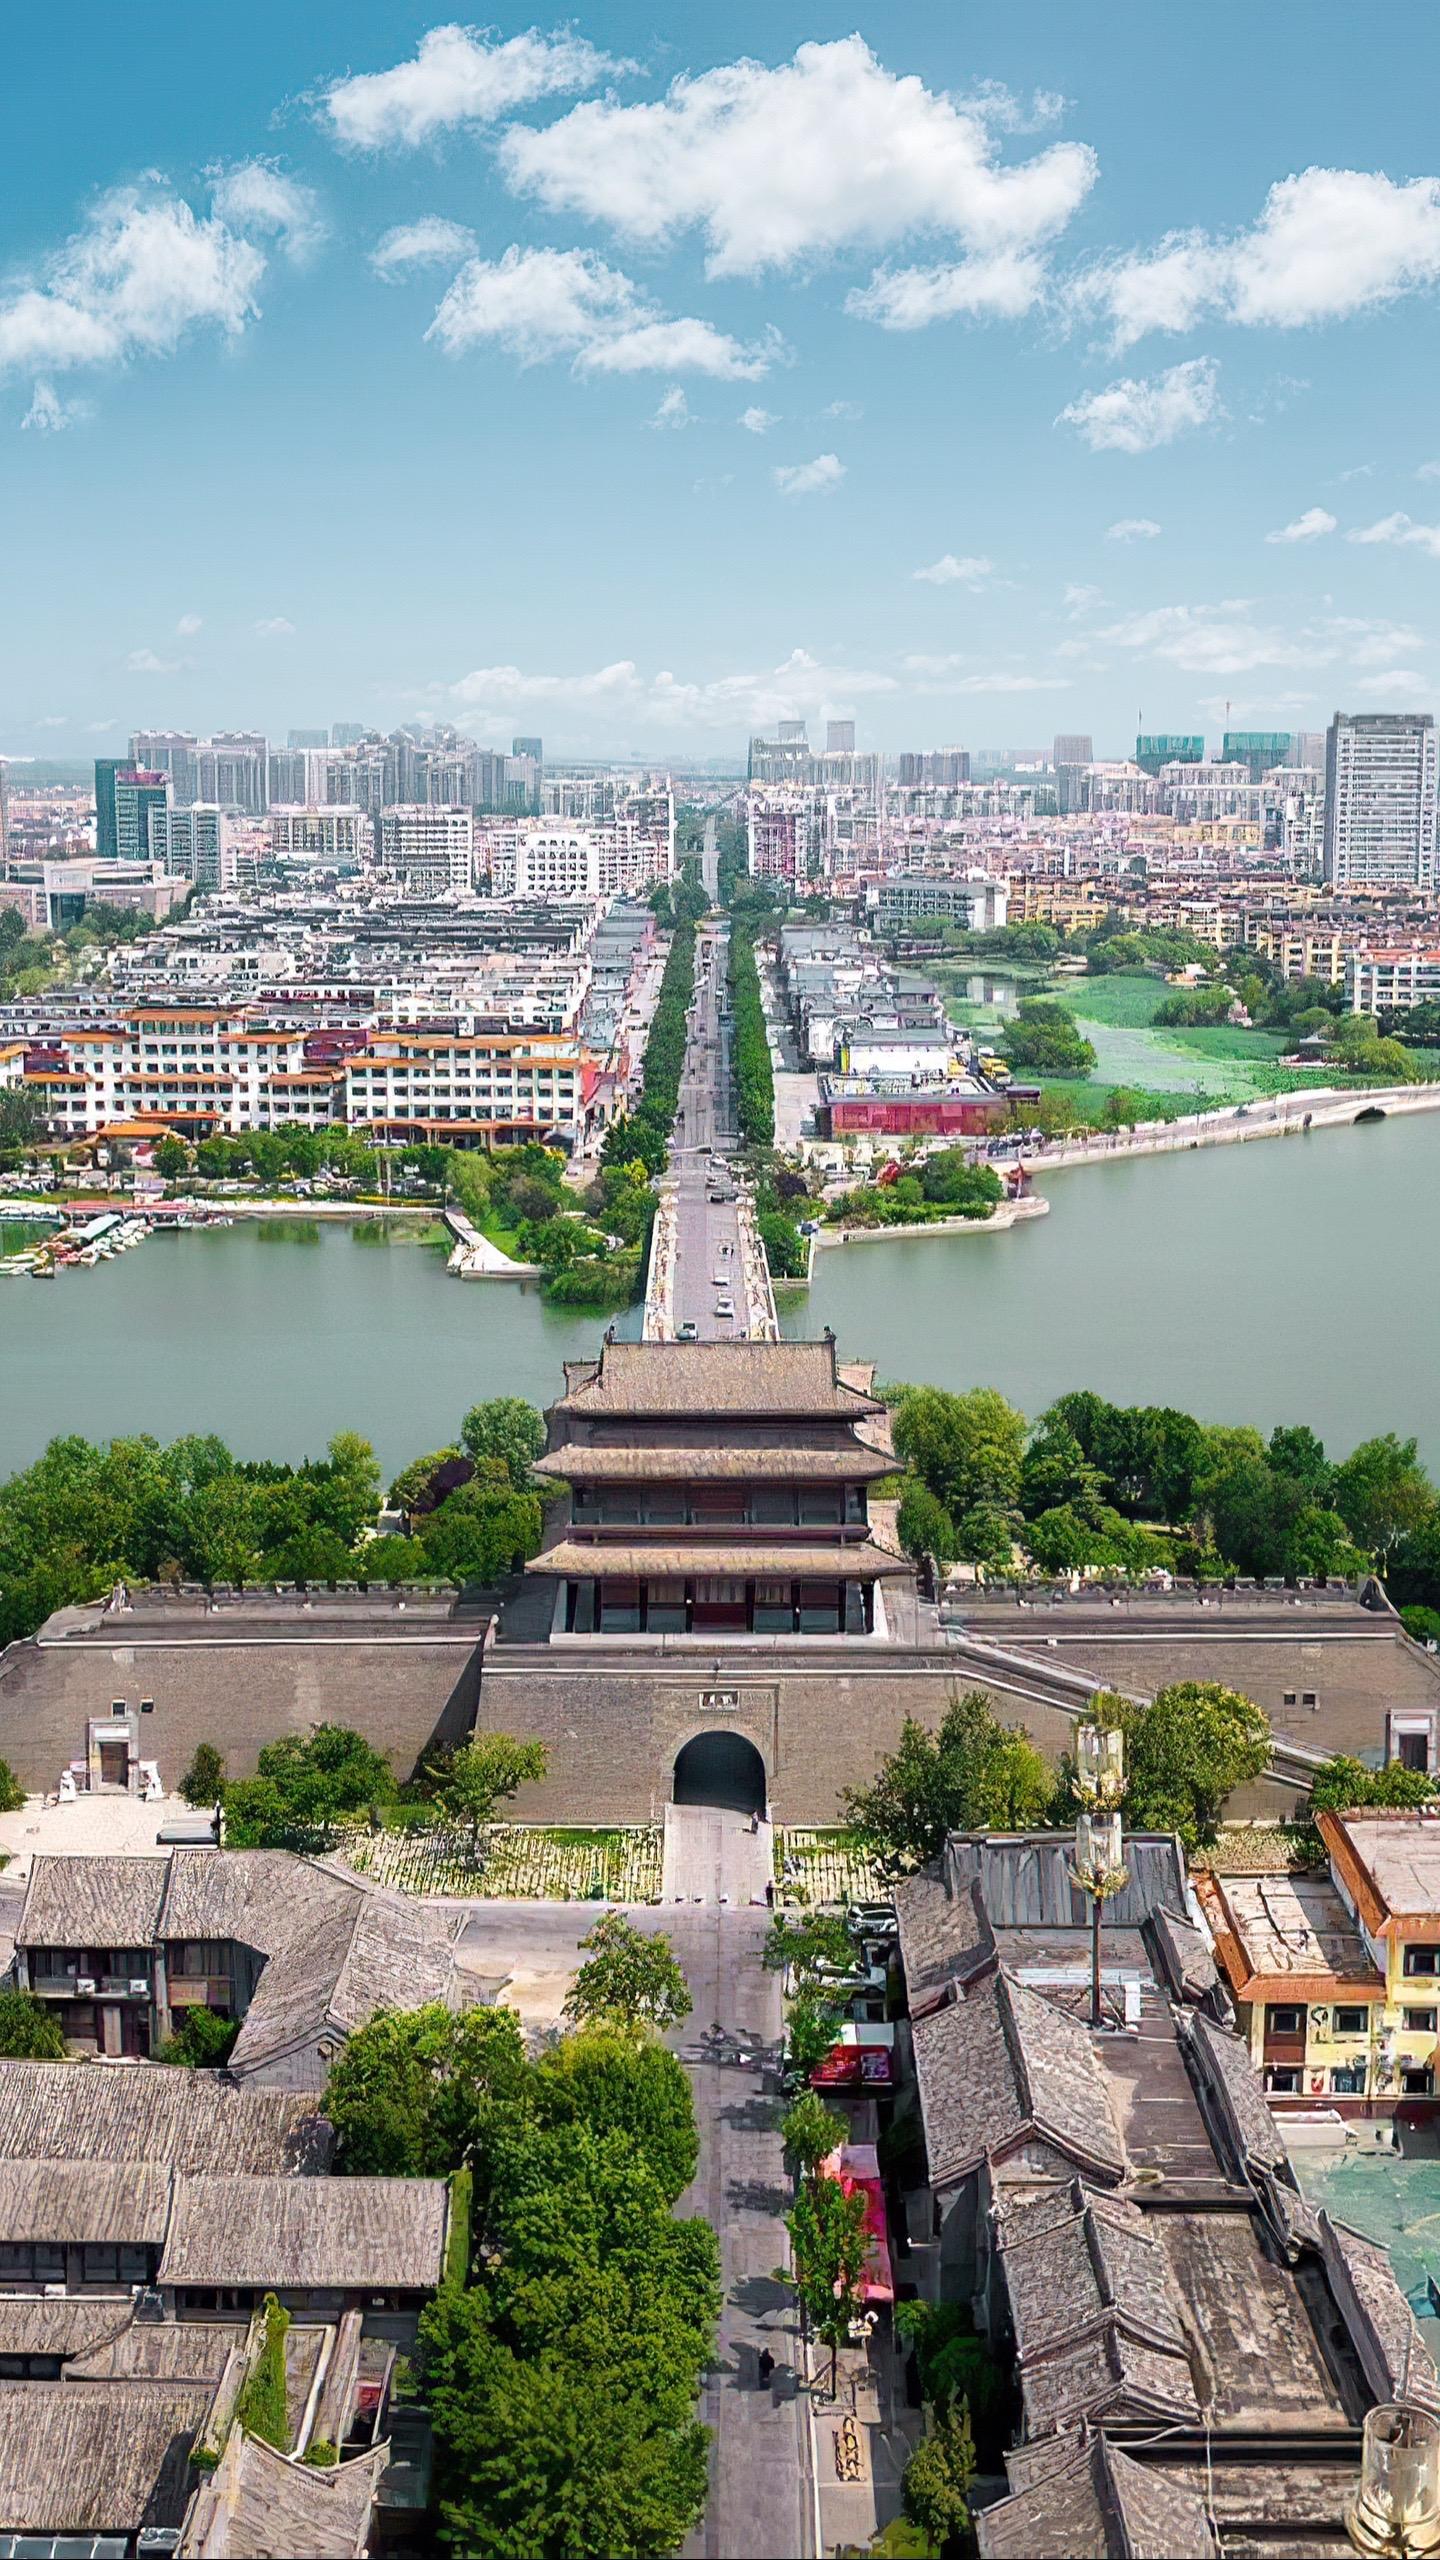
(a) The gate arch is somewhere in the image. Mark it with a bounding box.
[672,1730,768,1815]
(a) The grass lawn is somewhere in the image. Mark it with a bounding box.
[477,1208,528,1257]
[1059,972,1168,1028]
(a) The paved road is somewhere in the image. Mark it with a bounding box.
[701,811,720,901]
[673,920,749,1342]
[669,1880,814,2560]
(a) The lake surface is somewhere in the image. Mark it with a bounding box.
[1,1110,1436,1477]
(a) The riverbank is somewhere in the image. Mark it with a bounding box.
[1009,1079,1440,1175]
[813,1194,1049,1254]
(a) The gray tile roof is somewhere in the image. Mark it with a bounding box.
[17,1854,169,1949]
[0,2296,134,2360]
[0,2158,174,2249]
[976,2437,1217,2559]
[997,2183,1200,2434]
[180,2429,389,2558]
[532,1442,895,1482]
[1175,2007,1288,2181]
[892,1861,995,2010]
[0,2059,330,2174]
[527,1537,909,1581]
[912,1967,1126,2190]
[0,2379,213,2532]
[157,2172,448,2294]
[1321,2213,1440,2413]
[556,1339,885,1418]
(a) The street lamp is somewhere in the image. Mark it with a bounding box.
[1347,2403,1440,2556]
[1072,1723,1128,2029]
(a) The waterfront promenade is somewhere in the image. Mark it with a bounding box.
[1000,1075,1440,1175]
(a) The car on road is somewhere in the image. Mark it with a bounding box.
[715,1295,735,1319]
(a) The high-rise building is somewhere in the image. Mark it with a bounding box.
[0,760,8,867]
[1053,733,1093,814]
[1223,730,1292,782]
[149,803,239,891]
[1053,734,1093,768]
[331,723,366,748]
[376,805,474,892]
[198,733,268,814]
[1323,711,1438,888]
[1292,730,1327,771]
[287,728,329,750]
[825,720,855,755]
[1136,733,1204,775]
[113,768,170,862]
[512,735,543,766]
[748,730,813,783]
[94,758,125,860]
[131,731,199,806]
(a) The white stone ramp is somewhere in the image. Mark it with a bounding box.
[662,1804,773,1906]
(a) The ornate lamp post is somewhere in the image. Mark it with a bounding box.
[1071,1723,1128,2029]
[1347,2403,1440,2555]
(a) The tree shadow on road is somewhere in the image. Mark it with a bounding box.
[727,2176,791,2217]
[730,2271,793,2320]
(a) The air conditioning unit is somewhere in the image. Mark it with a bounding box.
[128,1979,149,1997]
[42,2283,66,2299]
[75,1977,96,1996]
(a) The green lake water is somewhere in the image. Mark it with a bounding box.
[2,1109,1437,1477]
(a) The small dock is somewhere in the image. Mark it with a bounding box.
[443,1205,540,1280]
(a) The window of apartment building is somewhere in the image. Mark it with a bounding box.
[1406,2007,1439,2034]
[1404,1947,1440,1976]
[1264,2065,1303,2094]
[1265,2003,1306,2036]
[1403,2066,1437,2097]
[1330,2062,1367,2097]
[1333,2006,1369,2036]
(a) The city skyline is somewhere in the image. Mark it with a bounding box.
[6,2,1440,756]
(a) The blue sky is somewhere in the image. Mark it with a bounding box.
[5,3,1440,763]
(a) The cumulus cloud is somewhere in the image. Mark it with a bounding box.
[1076,167,1440,349]
[254,616,295,637]
[1348,511,1440,560]
[126,647,179,674]
[901,659,1070,691]
[772,452,846,497]
[1417,459,1440,481]
[1265,506,1337,544]
[913,553,994,587]
[1063,583,1104,614]
[208,161,324,260]
[427,245,775,377]
[370,217,475,276]
[1106,516,1161,541]
[20,380,86,431]
[824,398,863,420]
[500,36,1096,317]
[738,405,776,433]
[176,613,202,636]
[1098,600,1420,677]
[438,644,899,739]
[0,185,266,378]
[647,386,690,429]
[321,25,621,149]
[1356,667,1430,695]
[1058,357,1222,452]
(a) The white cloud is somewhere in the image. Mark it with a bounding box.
[1058,357,1222,453]
[772,452,846,498]
[1348,511,1440,561]
[1106,516,1161,542]
[1063,582,1104,614]
[901,658,1069,691]
[913,553,994,587]
[176,613,202,637]
[647,386,690,430]
[823,398,863,420]
[126,647,179,673]
[1077,167,1440,349]
[847,249,1052,328]
[1265,505,1337,544]
[0,185,267,379]
[1098,600,1420,677]
[1355,668,1430,696]
[371,217,475,276]
[738,405,776,433]
[208,161,324,261]
[87,719,118,733]
[321,25,620,150]
[20,379,86,432]
[254,616,295,637]
[426,245,774,377]
[1418,460,1440,482]
[500,36,1096,300]
[438,644,899,740]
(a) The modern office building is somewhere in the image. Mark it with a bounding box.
[825,720,856,755]
[1323,710,1438,888]
[197,732,268,814]
[113,768,170,862]
[93,758,125,860]
[131,731,199,806]
[330,721,366,747]
[287,727,329,749]
[511,734,543,766]
[1135,733,1204,775]
[1053,732,1093,812]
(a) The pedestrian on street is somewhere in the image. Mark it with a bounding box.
[758,2348,775,2387]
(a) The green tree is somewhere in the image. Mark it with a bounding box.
[157,2007,239,2067]
[177,1742,225,1807]
[153,1132,190,1182]
[780,2090,847,2178]
[323,2002,531,2180]
[1101,1682,1270,1850]
[787,2172,871,2392]
[763,1910,856,1992]
[902,2409,976,2556]
[563,1914,692,2038]
[1308,1754,1438,1816]
[896,1482,957,1569]
[222,1723,395,1851]
[953,1502,1019,1572]
[0,1990,65,2059]
[417,1478,543,1584]
[236,2295,291,2450]
[459,1398,547,1488]
[537,2030,698,2203]
[843,1690,1054,1876]
[426,1734,549,1853]
[784,1991,847,2080]
[0,1759,24,1815]
[1002,1000,1097,1078]
[1101,1087,1147,1128]
[1332,1434,1437,1560]
[892,1386,1027,1519]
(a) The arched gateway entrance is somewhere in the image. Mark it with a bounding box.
[672,1731,767,1817]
